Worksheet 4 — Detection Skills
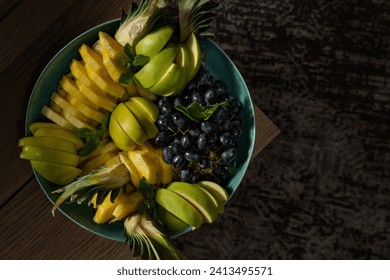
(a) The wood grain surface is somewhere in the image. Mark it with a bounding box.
[0,0,279,259]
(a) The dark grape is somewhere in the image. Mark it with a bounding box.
[221,148,237,165]
[214,80,227,96]
[230,100,242,114]
[156,115,174,131]
[154,131,171,147]
[172,112,189,130]
[200,121,216,135]
[230,116,241,127]
[189,127,201,138]
[168,139,183,155]
[157,97,168,108]
[172,154,187,169]
[184,151,202,162]
[173,96,184,107]
[179,169,193,182]
[191,91,204,105]
[191,171,203,183]
[160,101,174,116]
[221,120,232,131]
[232,126,242,139]
[181,134,193,149]
[197,133,207,150]
[162,146,174,164]
[204,88,216,104]
[219,132,234,148]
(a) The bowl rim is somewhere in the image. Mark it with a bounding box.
[25,18,256,241]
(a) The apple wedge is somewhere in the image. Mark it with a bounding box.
[30,161,81,185]
[124,99,159,139]
[18,136,77,154]
[20,146,79,167]
[148,63,182,96]
[186,32,202,81]
[109,114,137,151]
[135,25,174,58]
[134,45,178,89]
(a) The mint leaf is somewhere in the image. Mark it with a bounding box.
[133,54,150,67]
[78,137,100,157]
[202,101,228,120]
[186,102,205,119]
[174,104,199,123]
[74,127,94,139]
[124,43,134,59]
[119,71,134,85]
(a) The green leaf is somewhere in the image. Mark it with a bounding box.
[119,71,135,85]
[133,54,150,67]
[202,101,228,120]
[186,102,205,119]
[124,43,135,59]
[73,127,94,139]
[78,137,100,157]
[174,104,199,123]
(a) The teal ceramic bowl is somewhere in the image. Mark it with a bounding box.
[26,19,255,241]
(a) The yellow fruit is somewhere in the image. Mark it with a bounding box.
[127,150,158,185]
[111,191,144,222]
[41,105,74,130]
[76,81,117,112]
[101,49,126,83]
[186,32,201,81]
[98,31,125,58]
[124,100,158,139]
[79,44,110,77]
[28,122,61,134]
[64,93,105,124]
[81,152,117,175]
[60,75,99,110]
[84,63,126,99]
[50,92,91,124]
[119,152,142,187]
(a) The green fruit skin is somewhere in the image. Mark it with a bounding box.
[135,45,178,89]
[167,182,218,223]
[20,146,79,167]
[128,97,159,122]
[186,32,201,81]
[148,63,182,96]
[157,205,188,231]
[195,184,224,214]
[31,160,81,185]
[155,188,203,228]
[197,181,229,201]
[109,114,137,151]
[33,127,84,150]
[111,103,148,145]
[135,25,174,58]
[124,100,159,139]
[18,136,77,154]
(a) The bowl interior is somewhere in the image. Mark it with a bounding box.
[26,19,255,241]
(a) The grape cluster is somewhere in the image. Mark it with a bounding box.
[154,68,242,184]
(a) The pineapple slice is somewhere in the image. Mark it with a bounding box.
[76,81,117,112]
[41,105,74,130]
[79,44,110,77]
[101,49,126,82]
[84,63,126,99]
[60,75,99,110]
[99,31,125,58]
[127,149,158,185]
[64,93,104,125]
[111,191,144,222]
[81,152,117,175]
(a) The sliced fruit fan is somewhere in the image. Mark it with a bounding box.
[18,0,245,259]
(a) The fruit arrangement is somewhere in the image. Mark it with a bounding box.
[19,0,247,259]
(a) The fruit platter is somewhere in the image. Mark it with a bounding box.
[19,0,255,259]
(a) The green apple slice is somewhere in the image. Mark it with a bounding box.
[20,146,79,167]
[28,122,61,134]
[195,183,224,214]
[124,100,158,139]
[128,97,159,121]
[157,205,188,231]
[33,127,84,150]
[186,32,202,81]
[111,103,147,145]
[18,136,77,154]
[155,188,203,228]
[109,114,137,151]
[197,181,229,201]
[135,45,178,89]
[135,25,174,58]
[148,63,182,96]
[167,182,217,223]
[31,161,81,185]
[175,43,191,81]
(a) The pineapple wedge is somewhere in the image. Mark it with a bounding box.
[99,31,125,58]
[79,44,110,77]
[59,75,99,110]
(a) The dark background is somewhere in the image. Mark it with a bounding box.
[177,0,390,259]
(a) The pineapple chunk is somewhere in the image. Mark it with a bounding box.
[101,49,126,82]
[127,149,158,185]
[99,31,125,58]
[81,152,117,175]
[111,191,144,222]
[41,105,74,130]
[119,152,142,187]
[104,155,121,166]
[79,138,110,164]
[60,75,99,110]
[64,93,104,125]
[79,44,110,77]
[76,81,117,112]
[84,63,126,99]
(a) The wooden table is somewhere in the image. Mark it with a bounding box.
[0,0,279,259]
